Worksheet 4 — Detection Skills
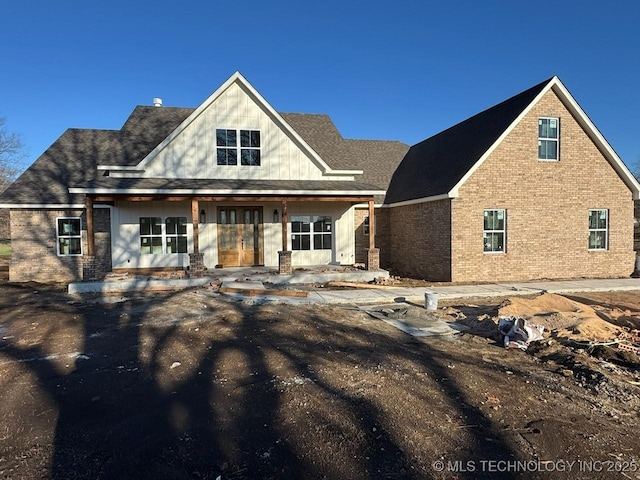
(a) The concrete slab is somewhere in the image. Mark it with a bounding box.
[68,277,212,295]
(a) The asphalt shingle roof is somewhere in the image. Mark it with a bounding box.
[0,107,406,206]
[384,78,552,204]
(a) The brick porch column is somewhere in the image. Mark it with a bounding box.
[366,248,380,271]
[82,256,99,281]
[278,250,292,274]
[189,252,205,278]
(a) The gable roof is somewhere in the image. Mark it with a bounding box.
[385,76,640,205]
[0,74,406,207]
[282,113,409,202]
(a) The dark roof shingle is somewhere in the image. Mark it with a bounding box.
[384,78,552,204]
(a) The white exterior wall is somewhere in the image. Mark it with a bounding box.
[111,201,193,269]
[110,201,356,269]
[143,82,329,181]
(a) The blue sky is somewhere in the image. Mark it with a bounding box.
[1,0,639,172]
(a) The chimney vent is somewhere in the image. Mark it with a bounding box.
[153,97,162,107]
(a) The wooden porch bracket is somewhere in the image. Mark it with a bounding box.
[85,195,95,257]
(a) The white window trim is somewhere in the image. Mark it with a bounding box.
[216,128,261,167]
[483,209,506,254]
[588,209,609,251]
[140,216,188,255]
[538,117,560,162]
[56,217,83,256]
[291,215,333,251]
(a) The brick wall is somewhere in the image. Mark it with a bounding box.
[354,207,369,264]
[376,207,391,268]
[450,89,635,282]
[388,199,451,280]
[9,208,112,283]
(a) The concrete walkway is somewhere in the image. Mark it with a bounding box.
[218,277,640,305]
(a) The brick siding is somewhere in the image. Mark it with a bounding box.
[387,89,635,282]
[451,89,635,282]
[9,208,112,283]
[388,199,452,280]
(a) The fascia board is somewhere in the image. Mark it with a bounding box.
[68,187,386,196]
[0,204,99,209]
[383,193,453,208]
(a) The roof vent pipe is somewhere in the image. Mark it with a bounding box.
[153,98,162,107]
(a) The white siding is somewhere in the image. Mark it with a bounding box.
[143,82,327,181]
[110,201,356,270]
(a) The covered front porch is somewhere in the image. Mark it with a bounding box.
[81,191,381,281]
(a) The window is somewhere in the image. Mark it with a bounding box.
[291,216,332,251]
[538,117,559,160]
[588,209,608,250]
[216,129,237,165]
[140,217,188,254]
[57,218,82,255]
[483,209,506,253]
[240,130,261,166]
[363,215,370,235]
[216,129,260,166]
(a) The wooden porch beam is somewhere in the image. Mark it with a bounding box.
[85,195,95,256]
[91,195,375,204]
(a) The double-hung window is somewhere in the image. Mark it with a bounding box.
[291,216,332,250]
[216,129,261,166]
[483,209,506,253]
[57,218,82,256]
[140,217,188,254]
[588,209,608,250]
[538,117,559,160]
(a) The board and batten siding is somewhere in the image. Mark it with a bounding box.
[110,201,356,270]
[143,82,330,181]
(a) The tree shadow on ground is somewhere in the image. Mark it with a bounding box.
[1,285,527,479]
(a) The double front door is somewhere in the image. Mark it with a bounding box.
[217,207,264,266]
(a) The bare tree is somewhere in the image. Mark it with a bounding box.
[0,117,25,193]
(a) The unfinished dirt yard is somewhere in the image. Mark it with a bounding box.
[1,280,639,479]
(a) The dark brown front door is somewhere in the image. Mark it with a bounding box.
[217,207,263,267]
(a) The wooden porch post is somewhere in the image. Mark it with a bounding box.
[86,195,95,257]
[368,199,375,250]
[281,200,288,251]
[278,200,292,274]
[191,198,199,253]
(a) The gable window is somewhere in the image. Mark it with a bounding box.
[216,129,237,165]
[140,217,188,254]
[588,209,608,250]
[483,209,506,253]
[216,129,261,166]
[538,117,559,160]
[291,216,332,250]
[240,130,261,166]
[57,218,82,256]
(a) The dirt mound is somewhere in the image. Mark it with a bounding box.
[498,293,626,343]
